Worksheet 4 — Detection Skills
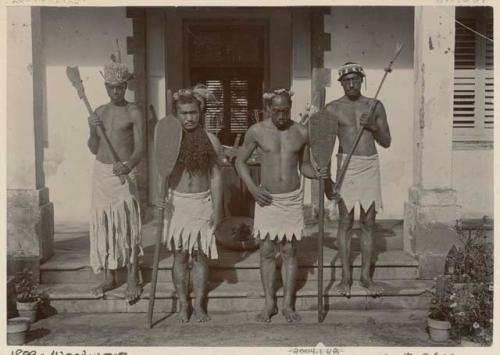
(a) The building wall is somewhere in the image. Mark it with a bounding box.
[41,8,133,225]
[38,7,492,225]
[452,149,494,218]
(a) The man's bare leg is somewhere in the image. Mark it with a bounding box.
[91,268,117,297]
[280,239,301,322]
[334,200,354,297]
[359,203,383,296]
[172,250,190,322]
[192,248,210,322]
[126,244,143,303]
[256,236,278,322]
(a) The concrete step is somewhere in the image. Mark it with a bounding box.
[41,279,432,313]
[41,250,419,284]
[50,219,405,255]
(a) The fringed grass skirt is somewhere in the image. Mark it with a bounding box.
[162,189,218,259]
[336,153,383,213]
[89,160,143,273]
[253,187,305,242]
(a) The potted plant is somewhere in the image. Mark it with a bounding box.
[7,316,31,345]
[436,217,494,346]
[14,268,41,323]
[427,275,453,342]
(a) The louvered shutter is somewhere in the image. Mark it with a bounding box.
[484,19,494,131]
[230,79,250,133]
[453,8,494,141]
[204,79,225,134]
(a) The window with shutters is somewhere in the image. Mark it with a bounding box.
[185,22,266,146]
[453,7,494,142]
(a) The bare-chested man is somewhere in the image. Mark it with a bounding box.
[236,88,328,323]
[87,59,145,303]
[156,85,223,323]
[324,62,391,297]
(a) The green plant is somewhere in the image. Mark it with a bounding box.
[448,282,493,345]
[446,218,494,284]
[435,218,494,345]
[14,268,40,303]
[428,275,453,322]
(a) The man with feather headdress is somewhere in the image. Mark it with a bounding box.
[156,84,223,322]
[87,49,145,303]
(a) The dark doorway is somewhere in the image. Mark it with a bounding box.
[185,21,267,146]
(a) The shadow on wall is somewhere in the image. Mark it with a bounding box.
[325,6,414,70]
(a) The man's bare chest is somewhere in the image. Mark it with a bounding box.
[336,101,370,129]
[258,130,304,154]
[100,107,132,133]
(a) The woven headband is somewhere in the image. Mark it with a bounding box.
[337,63,365,81]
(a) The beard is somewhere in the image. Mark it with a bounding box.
[177,126,217,175]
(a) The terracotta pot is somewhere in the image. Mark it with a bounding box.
[16,300,39,323]
[7,317,30,345]
[427,317,451,342]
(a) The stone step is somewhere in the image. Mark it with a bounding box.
[41,250,419,284]
[41,279,432,313]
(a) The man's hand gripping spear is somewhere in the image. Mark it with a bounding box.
[327,43,403,201]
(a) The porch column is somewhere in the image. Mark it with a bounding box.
[7,7,54,276]
[403,6,459,278]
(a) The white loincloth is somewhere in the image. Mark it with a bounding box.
[253,187,305,242]
[89,160,143,274]
[336,153,383,213]
[162,189,218,259]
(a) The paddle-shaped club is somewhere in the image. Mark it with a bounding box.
[147,90,182,329]
[308,109,337,323]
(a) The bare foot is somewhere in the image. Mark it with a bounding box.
[255,305,278,323]
[334,280,352,298]
[360,277,384,297]
[176,305,190,323]
[193,308,211,322]
[126,263,143,304]
[91,276,116,297]
[282,306,301,323]
[126,282,143,304]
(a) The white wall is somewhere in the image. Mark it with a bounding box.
[40,7,492,225]
[323,7,415,219]
[42,8,133,225]
[453,149,494,218]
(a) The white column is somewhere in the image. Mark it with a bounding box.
[7,7,54,265]
[404,6,459,278]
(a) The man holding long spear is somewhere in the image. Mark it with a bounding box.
[85,56,145,303]
[324,62,392,297]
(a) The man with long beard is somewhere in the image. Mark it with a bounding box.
[156,85,223,322]
[236,88,328,323]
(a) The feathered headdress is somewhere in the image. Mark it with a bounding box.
[173,83,218,111]
[101,40,134,85]
[262,88,294,101]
